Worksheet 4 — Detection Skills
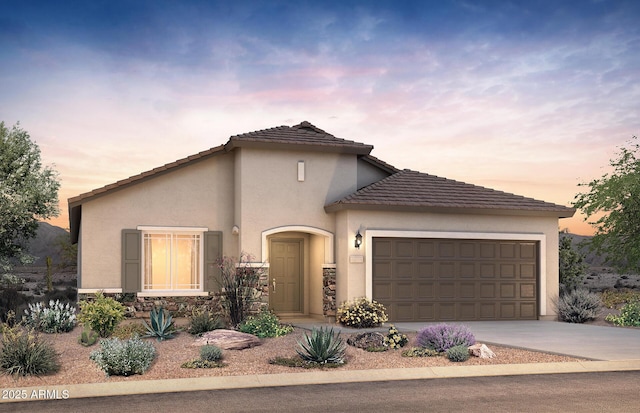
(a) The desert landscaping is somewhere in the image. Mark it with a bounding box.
[0,226,638,389]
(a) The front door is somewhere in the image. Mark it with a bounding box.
[270,239,303,313]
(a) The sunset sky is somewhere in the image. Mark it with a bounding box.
[2,1,639,235]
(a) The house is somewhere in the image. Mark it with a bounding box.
[68,121,575,321]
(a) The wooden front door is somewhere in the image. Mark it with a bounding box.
[270,239,303,313]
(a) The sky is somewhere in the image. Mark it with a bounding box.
[1,0,639,235]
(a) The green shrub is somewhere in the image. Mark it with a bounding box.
[238,309,293,338]
[112,322,147,339]
[600,289,640,309]
[188,309,225,336]
[78,292,125,337]
[384,324,408,349]
[90,336,156,376]
[78,326,99,347]
[401,347,440,358]
[606,300,640,327]
[557,288,601,323]
[0,325,60,376]
[446,345,470,362]
[181,344,224,369]
[200,344,223,362]
[336,297,388,328]
[142,306,177,341]
[23,299,77,333]
[296,327,346,365]
[181,359,225,369]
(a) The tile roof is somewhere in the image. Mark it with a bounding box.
[226,121,373,154]
[325,169,575,217]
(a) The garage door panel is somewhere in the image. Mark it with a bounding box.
[459,303,477,319]
[520,302,537,319]
[373,237,538,322]
[460,263,476,278]
[417,303,435,321]
[417,283,435,299]
[520,283,536,299]
[480,283,496,299]
[438,282,456,298]
[417,262,435,278]
[499,302,517,319]
[373,282,392,300]
[395,261,414,278]
[521,264,536,279]
[396,282,414,300]
[417,241,435,258]
[499,264,516,278]
[459,282,476,298]
[396,241,414,257]
[437,303,456,320]
[395,303,415,321]
[500,283,516,298]
[438,262,455,278]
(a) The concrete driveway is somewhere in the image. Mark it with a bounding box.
[292,320,640,361]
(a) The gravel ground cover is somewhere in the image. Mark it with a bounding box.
[0,324,583,388]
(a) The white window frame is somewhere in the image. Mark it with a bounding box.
[137,226,207,294]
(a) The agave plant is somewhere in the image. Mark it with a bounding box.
[296,327,346,364]
[142,306,177,341]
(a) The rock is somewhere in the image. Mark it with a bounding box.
[347,332,386,349]
[468,343,496,359]
[192,329,262,350]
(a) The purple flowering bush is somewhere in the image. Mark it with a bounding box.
[416,323,475,352]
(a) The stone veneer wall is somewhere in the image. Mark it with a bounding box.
[322,266,336,317]
[77,292,223,318]
[78,266,270,319]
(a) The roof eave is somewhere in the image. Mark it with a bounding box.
[226,139,373,155]
[324,202,576,218]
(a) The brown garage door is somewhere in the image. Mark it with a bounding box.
[372,238,538,322]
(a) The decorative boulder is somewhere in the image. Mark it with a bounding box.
[468,343,496,359]
[347,332,387,349]
[192,329,262,350]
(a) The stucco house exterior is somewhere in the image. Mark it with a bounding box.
[69,121,574,321]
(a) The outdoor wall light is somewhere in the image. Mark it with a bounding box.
[355,230,363,249]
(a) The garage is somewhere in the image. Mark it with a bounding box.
[372,237,538,322]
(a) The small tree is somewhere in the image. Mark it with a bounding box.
[573,136,640,273]
[559,235,588,293]
[0,122,60,271]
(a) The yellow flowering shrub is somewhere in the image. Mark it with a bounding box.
[336,297,388,328]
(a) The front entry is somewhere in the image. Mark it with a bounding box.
[269,239,303,313]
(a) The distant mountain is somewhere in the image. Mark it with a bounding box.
[25,222,70,266]
[559,232,607,267]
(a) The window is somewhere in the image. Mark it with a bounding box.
[141,230,203,291]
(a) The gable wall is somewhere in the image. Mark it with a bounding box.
[78,154,235,288]
[357,158,392,189]
[235,147,358,257]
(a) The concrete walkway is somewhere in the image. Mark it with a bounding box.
[3,320,639,403]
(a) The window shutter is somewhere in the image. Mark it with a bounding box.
[203,231,222,292]
[122,229,141,292]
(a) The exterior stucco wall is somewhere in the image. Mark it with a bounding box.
[235,147,356,258]
[357,158,392,189]
[78,154,235,289]
[334,209,562,318]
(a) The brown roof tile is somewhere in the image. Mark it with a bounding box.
[226,121,373,154]
[325,169,575,217]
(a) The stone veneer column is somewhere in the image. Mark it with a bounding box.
[322,265,336,317]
